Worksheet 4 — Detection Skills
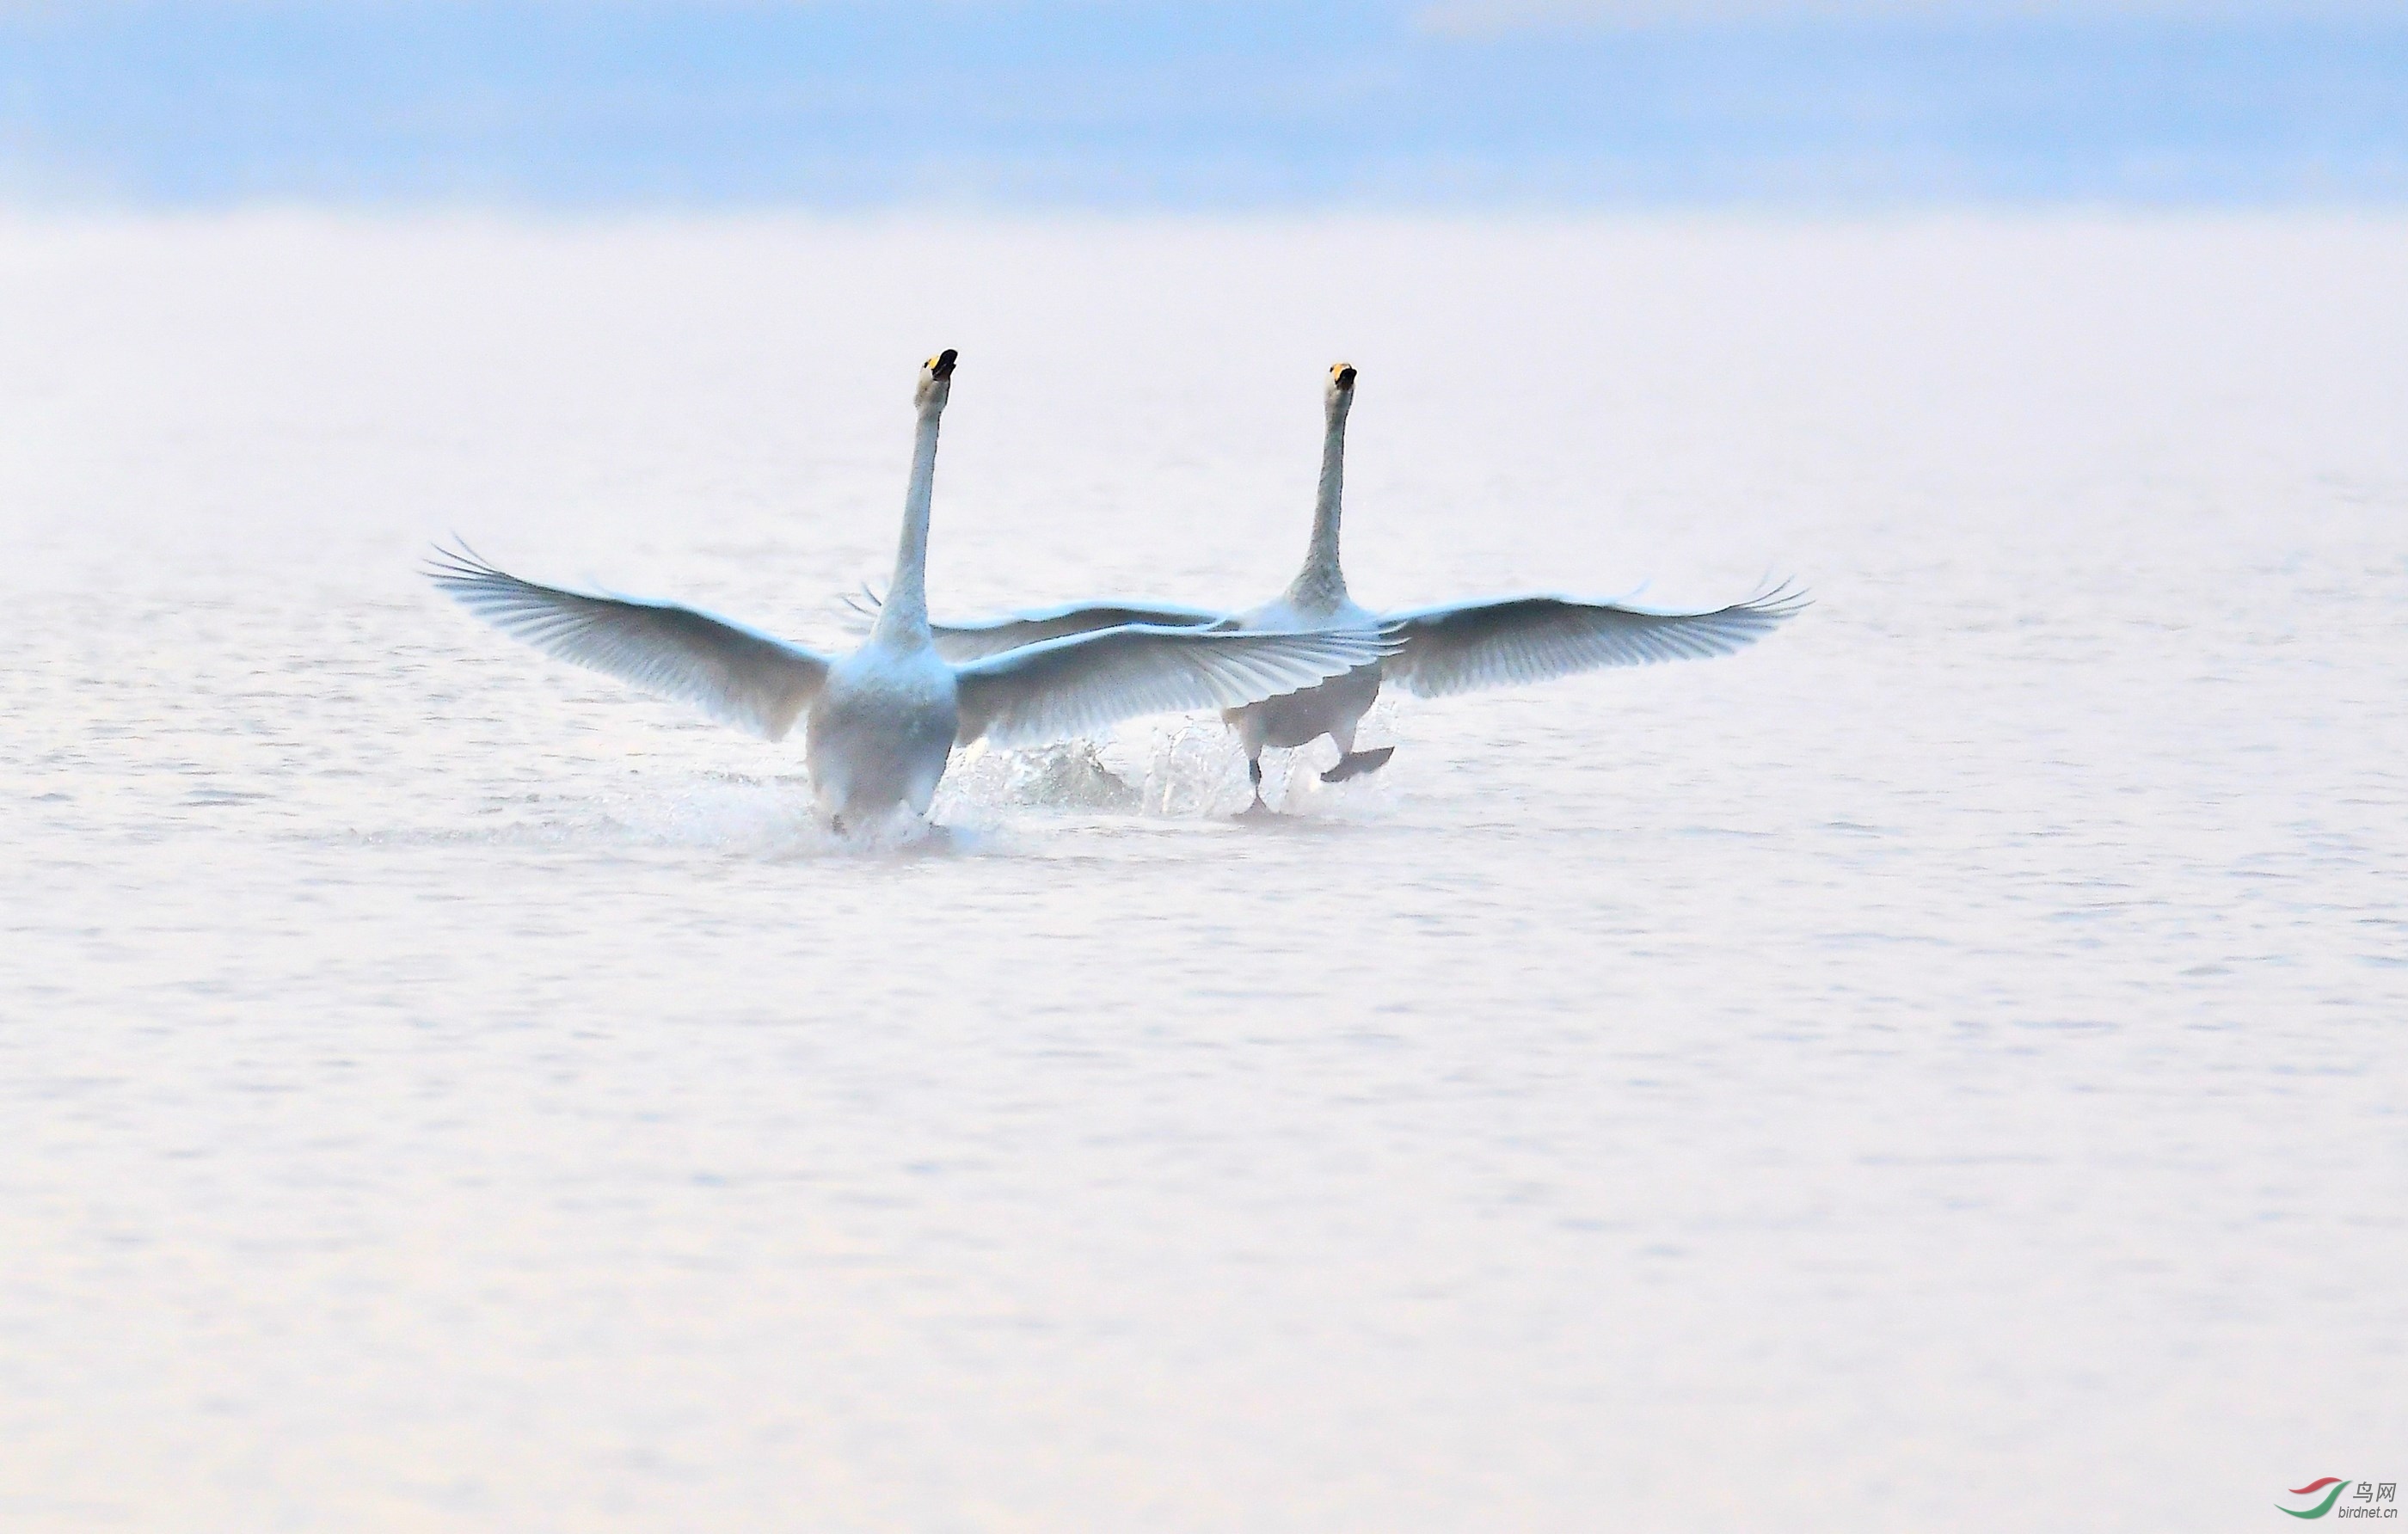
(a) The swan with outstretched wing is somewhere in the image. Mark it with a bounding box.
[864,362,1803,813]
[428,351,1396,834]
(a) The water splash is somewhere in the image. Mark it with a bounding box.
[936,739,1143,817]
[1091,704,1404,819]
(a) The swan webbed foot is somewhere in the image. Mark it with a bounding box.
[916,821,968,854]
[1320,746,1395,783]
[1231,750,1324,818]
[1238,754,1275,819]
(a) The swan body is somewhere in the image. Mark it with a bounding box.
[430,351,1398,833]
[877,362,1806,811]
[806,638,959,823]
[1221,591,1385,770]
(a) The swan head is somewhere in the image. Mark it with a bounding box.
[915,349,958,414]
[1325,361,1357,420]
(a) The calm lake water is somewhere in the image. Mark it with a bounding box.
[3,214,2404,1531]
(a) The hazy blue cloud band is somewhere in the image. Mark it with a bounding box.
[3,2,2405,207]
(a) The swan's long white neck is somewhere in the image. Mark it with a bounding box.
[873,401,944,646]
[1285,390,1353,611]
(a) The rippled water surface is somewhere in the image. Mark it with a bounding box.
[3,216,2405,1531]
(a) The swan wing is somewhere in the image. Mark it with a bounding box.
[1382,582,1807,699]
[427,543,832,740]
[842,586,1230,661]
[954,623,1394,749]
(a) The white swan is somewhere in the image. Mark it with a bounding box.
[427,351,1398,834]
[868,362,1805,812]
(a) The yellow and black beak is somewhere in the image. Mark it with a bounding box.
[926,348,959,381]
[1330,362,1357,390]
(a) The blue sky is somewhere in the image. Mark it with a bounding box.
[3,1,2404,207]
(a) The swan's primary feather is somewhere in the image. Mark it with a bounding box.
[1380,582,1808,699]
[427,543,832,740]
[843,586,1228,662]
[954,623,1393,749]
